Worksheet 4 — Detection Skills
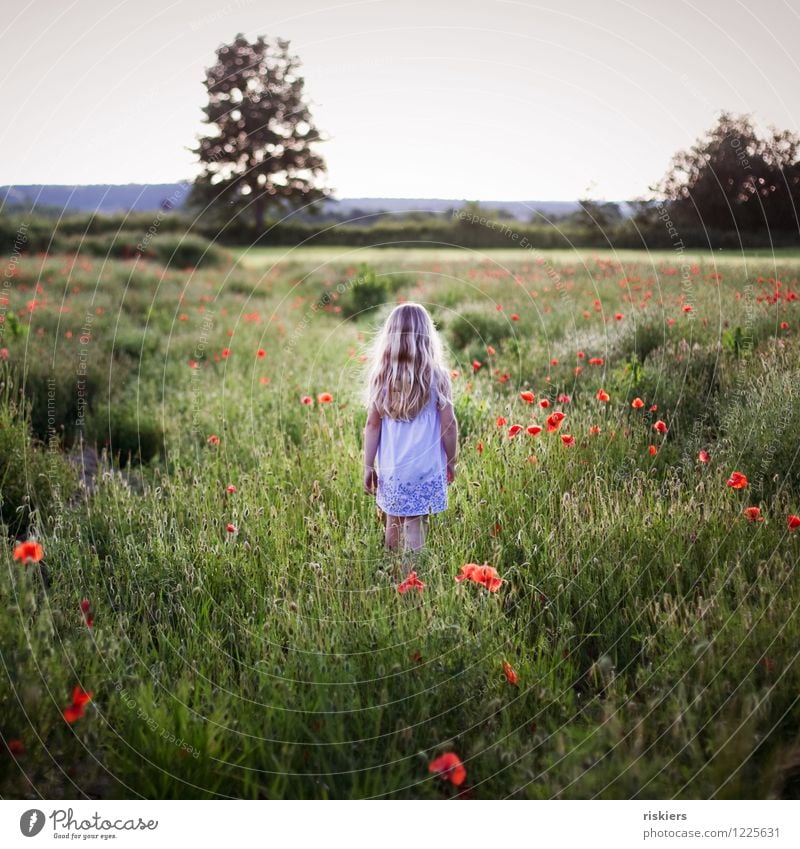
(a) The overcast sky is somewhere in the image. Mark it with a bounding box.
[2,0,798,200]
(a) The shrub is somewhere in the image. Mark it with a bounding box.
[87,403,165,467]
[338,264,408,320]
[446,307,516,352]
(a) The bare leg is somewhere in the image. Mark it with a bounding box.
[403,515,429,552]
[384,513,403,550]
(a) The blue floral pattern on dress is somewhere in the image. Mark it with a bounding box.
[377,470,448,517]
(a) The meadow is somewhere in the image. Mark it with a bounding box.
[1,243,799,799]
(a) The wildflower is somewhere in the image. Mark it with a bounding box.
[226,484,237,493]
[207,434,220,446]
[698,450,710,464]
[502,661,518,686]
[496,416,507,427]
[589,425,601,435]
[653,420,668,434]
[455,563,504,592]
[519,391,535,404]
[596,388,610,402]
[486,345,496,355]
[561,434,575,447]
[526,425,542,436]
[7,739,25,756]
[511,313,520,321]
[221,347,231,358]
[787,515,800,530]
[649,445,657,456]
[429,752,466,786]
[539,398,550,409]
[80,598,94,628]
[317,392,333,404]
[13,541,44,564]
[507,424,523,438]
[631,397,644,409]
[743,507,763,523]
[476,441,484,454]
[588,357,604,366]
[471,360,482,372]
[397,571,425,594]
[301,395,313,405]
[226,523,236,533]
[63,686,93,724]
[727,471,749,490]
[546,411,565,432]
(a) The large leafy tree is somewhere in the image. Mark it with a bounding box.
[188,33,328,230]
[656,111,800,234]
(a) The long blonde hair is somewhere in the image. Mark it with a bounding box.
[363,302,452,420]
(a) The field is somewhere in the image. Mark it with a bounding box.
[1,245,799,799]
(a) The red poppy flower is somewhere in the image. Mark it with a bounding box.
[429,752,466,786]
[787,514,800,530]
[397,570,425,594]
[577,350,585,359]
[589,357,604,366]
[13,541,44,564]
[727,471,749,489]
[557,393,571,404]
[526,425,542,436]
[226,523,236,533]
[649,404,658,412]
[550,358,558,366]
[226,484,237,493]
[744,507,763,523]
[489,522,501,537]
[780,321,789,330]
[698,450,710,464]
[256,349,266,358]
[539,398,550,409]
[221,347,231,358]
[649,445,657,456]
[207,434,220,446]
[502,661,518,685]
[63,687,93,724]
[589,425,601,435]
[507,424,523,438]
[519,391,535,404]
[472,360,482,372]
[653,420,668,434]
[511,313,520,321]
[495,416,507,427]
[546,411,566,432]
[317,392,333,404]
[476,441,484,454]
[455,563,481,583]
[301,395,313,405]
[561,434,575,447]
[631,397,644,409]
[7,739,25,756]
[486,345,496,355]
[596,388,610,402]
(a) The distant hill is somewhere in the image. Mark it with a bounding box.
[0,184,631,220]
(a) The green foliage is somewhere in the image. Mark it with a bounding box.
[0,377,77,535]
[337,263,408,319]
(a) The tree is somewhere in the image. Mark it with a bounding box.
[188,33,328,230]
[656,111,800,234]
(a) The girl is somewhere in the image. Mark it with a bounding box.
[362,302,458,554]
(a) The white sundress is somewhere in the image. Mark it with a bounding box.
[375,381,448,517]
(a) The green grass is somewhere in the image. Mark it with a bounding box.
[1,247,799,799]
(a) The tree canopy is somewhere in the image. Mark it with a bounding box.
[188,33,328,230]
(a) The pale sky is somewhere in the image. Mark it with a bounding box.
[1,0,798,200]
